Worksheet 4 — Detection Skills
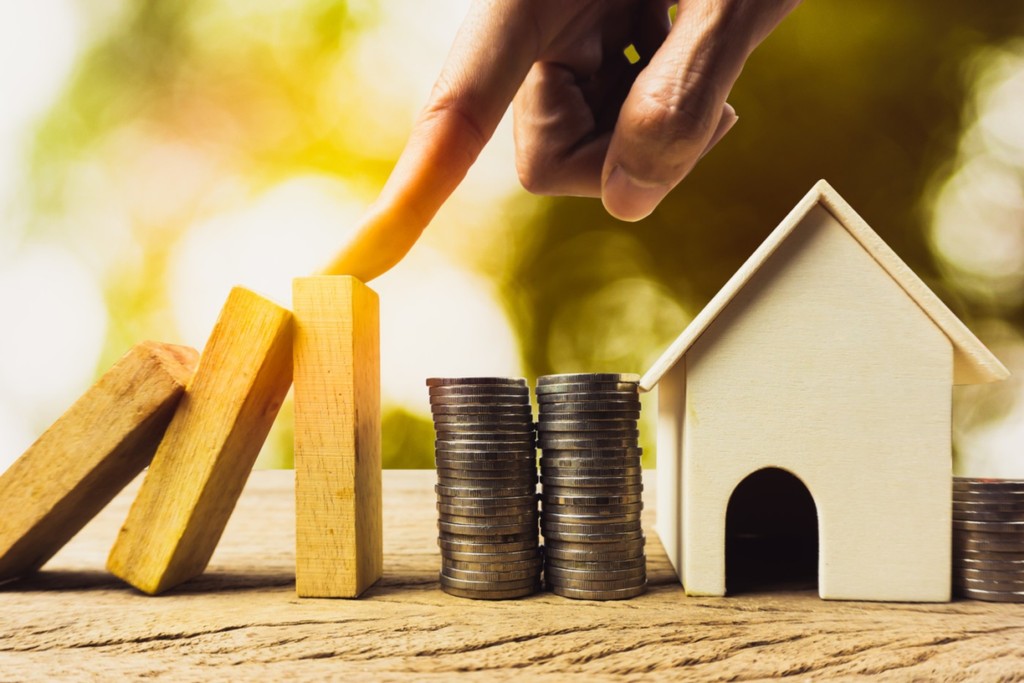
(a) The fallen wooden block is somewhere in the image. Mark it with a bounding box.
[293,276,382,598]
[0,341,198,583]
[107,286,293,595]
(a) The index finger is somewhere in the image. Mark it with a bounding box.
[323,1,542,281]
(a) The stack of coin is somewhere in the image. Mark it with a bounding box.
[952,477,1024,603]
[428,377,542,600]
[536,373,647,600]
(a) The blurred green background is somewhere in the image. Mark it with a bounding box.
[1,1,1023,476]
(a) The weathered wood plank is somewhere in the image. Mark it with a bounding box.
[0,341,198,583]
[106,287,293,595]
[293,276,382,598]
[1,470,1022,681]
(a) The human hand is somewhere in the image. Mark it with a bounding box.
[325,0,801,281]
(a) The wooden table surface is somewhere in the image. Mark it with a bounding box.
[2,470,1022,681]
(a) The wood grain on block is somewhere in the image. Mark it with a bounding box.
[293,276,382,598]
[0,342,198,583]
[106,287,293,595]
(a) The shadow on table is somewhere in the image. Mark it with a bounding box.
[1,569,296,594]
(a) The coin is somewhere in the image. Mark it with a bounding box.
[541,492,643,506]
[439,519,539,536]
[536,382,640,395]
[431,403,534,415]
[429,385,531,397]
[439,573,540,591]
[539,429,640,440]
[438,536,538,553]
[546,555,646,571]
[542,519,642,534]
[541,466,644,478]
[432,412,534,424]
[435,483,536,498]
[956,586,1024,603]
[539,401,642,413]
[440,511,537,526]
[550,582,647,601]
[542,502,644,517]
[955,549,1024,563]
[438,499,536,515]
[440,584,539,600]
[541,475,644,489]
[536,419,638,431]
[544,542,646,562]
[953,478,1024,491]
[427,377,527,387]
[537,391,642,404]
[443,548,542,563]
[954,500,1024,513]
[441,564,541,582]
[542,528,645,543]
[537,373,640,385]
[541,448,643,459]
[956,566,1024,581]
[954,576,1024,591]
[537,439,640,451]
[952,519,1024,533]
[953,509,1024,523]
[542,484,644,498]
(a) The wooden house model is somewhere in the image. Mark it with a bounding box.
[641,180,1008,602]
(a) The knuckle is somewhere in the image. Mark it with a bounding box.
[630,71,720,149]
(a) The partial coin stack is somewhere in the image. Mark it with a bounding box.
[953,477,1024,603]
[428,377,542,600]
[536,373,647,600]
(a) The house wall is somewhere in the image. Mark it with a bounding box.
[655,361,685,576]
[681,205,953,601]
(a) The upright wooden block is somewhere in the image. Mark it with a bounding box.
[0,342,198,582]
[107,287,293,595]
[293,276,382,598]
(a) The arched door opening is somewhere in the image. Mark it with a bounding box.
[725,467,818,595]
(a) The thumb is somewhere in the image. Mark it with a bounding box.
[601,1,785,221]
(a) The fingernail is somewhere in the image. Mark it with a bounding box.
[698,108,738,161]
[603,166,672,222]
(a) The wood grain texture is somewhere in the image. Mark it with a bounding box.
[0,341,198,583]
[107,287,293,595]
[293,276,382,598]
[681,205,953,601]
[2,470,1022,681]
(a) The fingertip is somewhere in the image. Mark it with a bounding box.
[602,165,673,221]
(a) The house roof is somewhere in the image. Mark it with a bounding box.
[640,180,1009,391]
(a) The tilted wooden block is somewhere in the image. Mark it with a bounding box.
[107,287,293,595]
[0,341,198,583]
[293,276,382,598]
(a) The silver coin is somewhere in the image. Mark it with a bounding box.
[434,432,536,444]
[542,518,642,534]
[434,421,535,431]
[543,411,643,422]
[952,519,1024,534]
[431,403,533,415]
[546,555,646,571]
[541,448,643,459]
[542,501,644,517]
[439,572,540,590]
[438,500,536,516]
[537,391,641,403]
[435,452,536,463]
[954,538,1024,554]
[543,508,642,523]
[955,566,1024,580]
[435,452,536,466]
[953,478,1024,490]
[440,509,537,526]
[435,483,536,498]
[953,509,1024,523]
[436,476,537,490]
[433,412,534,424]
[429,385,530,397]
[442,548,541,563]
[539,429,640,440]
[541,492,643,506]
[541,465,644,478]
[541,475,643,488]
[953,492,1024,507]
[443,559,543,576]
[956,586,1024,603]
[538,373,640,385]
[538,439,639,451]
[536,381,640,395]
[543,528,644,543]
[541,461,642,475]
[437,492,537,505]
[540,402,643,414]
[545,564,646,581]
[548,577,647,593]
[427,377,527,387]
[439,519,539,536]
[436,440,537,453]
[954,549,1024,563]
[550,582,647,601]
[544,542,646,562]
[542,485,644,498]
[954,499,1024,513]
[430,393,530,405]
[440,583,539,600]
[954,576,1024,591]
[441,565,540,582]
[537,419,637,432]
[438,536,538,553]
[436,464,536,477]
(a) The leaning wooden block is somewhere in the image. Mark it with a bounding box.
[293,276,382,598]
[0,341,198,583]
[107,287,293,595]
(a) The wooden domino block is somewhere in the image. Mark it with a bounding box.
[0,341,198,583]
[293,276,382,598]
[107,287,293,595]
